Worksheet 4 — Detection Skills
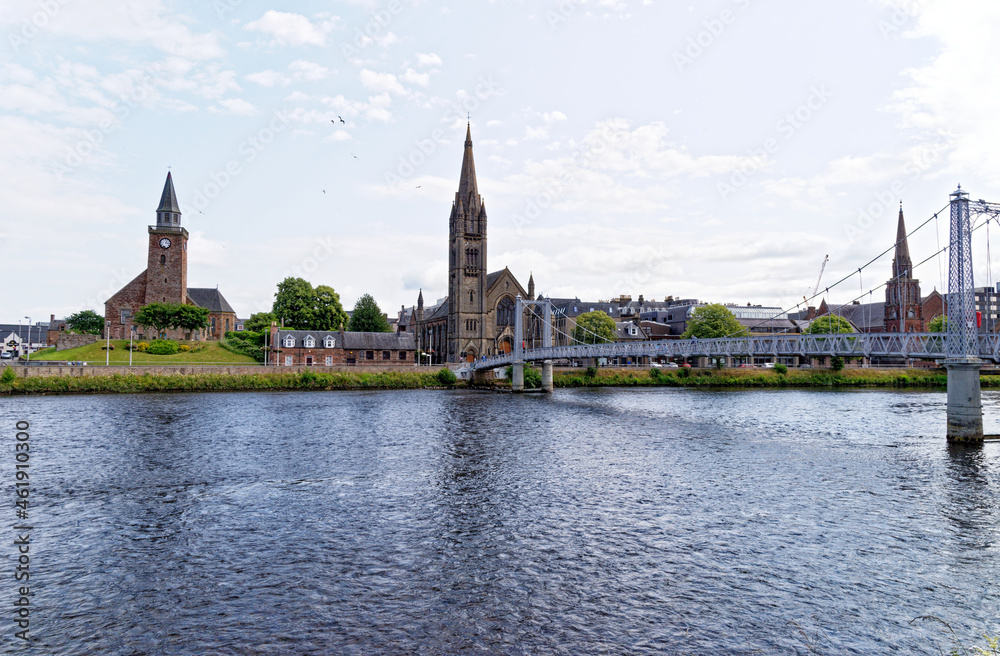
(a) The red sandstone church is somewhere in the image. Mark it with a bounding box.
[104,173,237,341]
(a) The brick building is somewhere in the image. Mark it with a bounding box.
[104,173,237,340]
[269,327,415,366]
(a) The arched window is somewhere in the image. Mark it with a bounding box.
[160,254,166,266]
[497,297,515,327]
[469,290,474,303]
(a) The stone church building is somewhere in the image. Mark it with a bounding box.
[412,126,536,364]
[104,173,237,341]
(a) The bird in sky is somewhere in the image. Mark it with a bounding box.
[415,186,421,188]
[322,190,326,194]
[338,116,345,124]
[350,153,359,160]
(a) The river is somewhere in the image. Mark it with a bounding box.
[1,387,999,654]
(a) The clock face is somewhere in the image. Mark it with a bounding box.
[159,238,171,249]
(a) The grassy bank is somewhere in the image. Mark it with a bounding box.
[26,340,256,365]
[0,370,444,396]
[552,367,955,388]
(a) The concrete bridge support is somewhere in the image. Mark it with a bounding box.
[512,362,524,393]
[542,360,553,392]
[944,358,983,442]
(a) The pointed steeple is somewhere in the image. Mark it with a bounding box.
[528,272,535,300]
[156,171,182,228]
[456,123,479,204]
[892,202,912,278]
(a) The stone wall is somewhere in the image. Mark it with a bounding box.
[55,334,99,351]
[10,364,428,378]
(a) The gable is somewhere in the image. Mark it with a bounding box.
[485,268,528,301]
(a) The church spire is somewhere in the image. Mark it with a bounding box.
[156,171,182,228]
[457,123,478,203]
[892,202,912,278]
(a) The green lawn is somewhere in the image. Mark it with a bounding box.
[26,340,258,366]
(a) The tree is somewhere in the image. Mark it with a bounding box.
[134,303,175,333]
[315,285,349,330]
[175,305,210,332]
[244,312,275,334]
[809,315,853,334]
[272,277,317,329]
[348,294,390,332]
[572,310,617,344]
[681,304,746,339]
[928,314,947,332]
[66,310,104,335]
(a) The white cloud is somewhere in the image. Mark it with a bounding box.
[359,69,406,95]
[209,98,257,116]
[246,60,331,87]
[244,11,338,47]
[416,52,443,67]
[401,68,430,87]
[543,111,567,123]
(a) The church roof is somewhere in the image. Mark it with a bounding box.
[157,172,181,214]
[187,288,235,314]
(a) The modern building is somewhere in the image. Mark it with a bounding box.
[104,173,238,341]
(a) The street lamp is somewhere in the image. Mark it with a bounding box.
[129,325,135,367]
[106,321,111,367]
[24,317,30,364]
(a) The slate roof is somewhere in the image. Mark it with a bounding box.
[187,288,236,314]
[157,172,181,213]
[275,330,415,350]
[828,302,886,331]
[0,325,48,342]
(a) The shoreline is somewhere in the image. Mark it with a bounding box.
[0,366,974,396]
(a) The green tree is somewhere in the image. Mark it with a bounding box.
[134,303,175,333]
[66,310,104,335]
[572,310,617,344]
[273,277,316,329]
[175,305,210,332]
[928,314,947,332]
[316,285,350,330]
[244,312,275,334]
[348,294,390,332]
[809,315,853,334]
[681,304,746,339]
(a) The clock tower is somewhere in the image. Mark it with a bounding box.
[145,172,188,306]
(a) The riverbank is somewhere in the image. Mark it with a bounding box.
[551,367,955,388]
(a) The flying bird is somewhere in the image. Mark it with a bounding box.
[338,116,345,124]
[350,153,359,160]
[415,186,421,189]
[322,190,326,194]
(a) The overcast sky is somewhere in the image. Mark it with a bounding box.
[2,0,997,324]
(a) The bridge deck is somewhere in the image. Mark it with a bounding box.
[472,333,1000,371]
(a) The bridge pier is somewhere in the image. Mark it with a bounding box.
[512,362,524,393]
[944,358,983,442]
[542,360,553,392]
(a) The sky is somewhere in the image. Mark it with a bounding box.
[2,0,999,325]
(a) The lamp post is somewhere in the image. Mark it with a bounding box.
[129,325,135,367]
[24,317,30,364]
[106,321,111,367]
[17,319,21,363]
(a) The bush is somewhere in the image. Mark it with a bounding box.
[585,365,598,378]
[831,356,845,371]
[523,364,542,389]
[650,367,662,381]
[136,342,149,352]
[677,366,691,379]
[1,367,15,384]
[774,363,788,375]
[146,339,179,355]
[437,368,457,386]
[178,344,191,352]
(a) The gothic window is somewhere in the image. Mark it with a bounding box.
[469,291,474,303]
[497,297,515,327]
[465,248,479,268]
[160,254,166,266]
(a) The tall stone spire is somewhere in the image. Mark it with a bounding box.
[892,202,912,278]
[456,123,479,204]
[156,171,182,228]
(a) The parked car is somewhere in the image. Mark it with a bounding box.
[651,362,663,368]
[663,362,679,368]
[0,352,11,359]
[763,362,775,369]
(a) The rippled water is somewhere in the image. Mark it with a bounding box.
[2,388,999,654]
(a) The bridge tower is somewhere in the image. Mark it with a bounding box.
[944,185,983,442]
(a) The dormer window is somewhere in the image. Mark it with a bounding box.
[324,336,336,348]
[283,335,296,348]
[303,335,316,348]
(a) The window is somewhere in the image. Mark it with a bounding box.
[120,309,131,325]
[497,297,516,327]
[160,254,166,266]
[283,335,296,348]
[470,291,474,303]
[285,355,293,366]
[306,356,313,366]
[366,351,374,360]
[211,317,216,334]
[324,336,336,348]
[304,335,315,348]
[399,351,407,360]
[225,319,230,332]
[325,355,333,366]
[382,351,391,360]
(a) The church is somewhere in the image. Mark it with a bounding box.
[412,126,536,364]
[104,173,237,341]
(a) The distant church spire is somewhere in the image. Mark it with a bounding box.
[892,202,912,278]
[457,123,478,203]
[156,171,182,228]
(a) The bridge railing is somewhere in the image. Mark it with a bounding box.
[472,332,1000,371]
